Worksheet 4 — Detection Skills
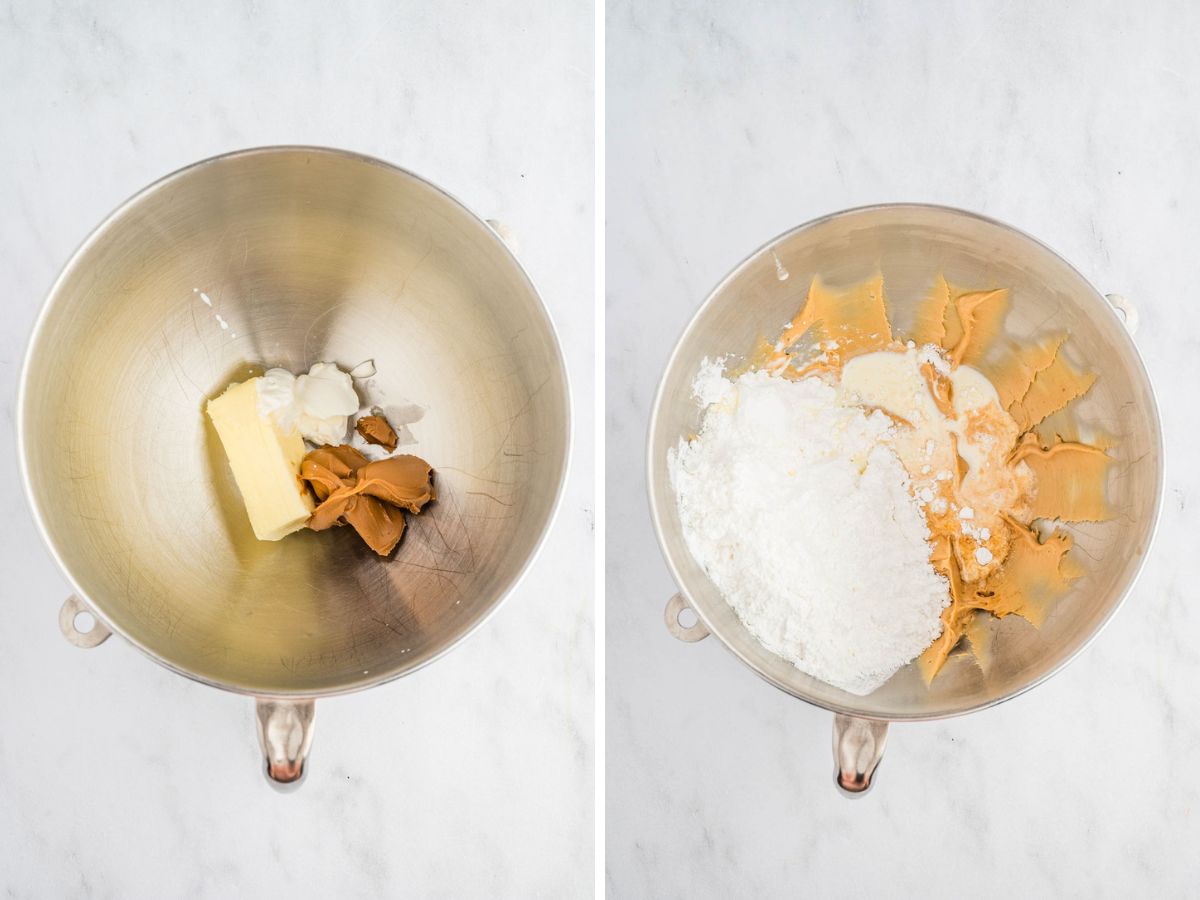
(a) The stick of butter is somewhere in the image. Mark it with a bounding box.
[206,378,315,541]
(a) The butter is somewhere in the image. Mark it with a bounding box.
[207,378,315,541]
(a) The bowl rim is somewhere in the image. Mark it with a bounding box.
[645,201,1166,722]
[17,144,574,700]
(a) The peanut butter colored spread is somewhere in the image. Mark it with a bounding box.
[300,445,436,556]
[756,273,1111,682]
[355,414,399,451]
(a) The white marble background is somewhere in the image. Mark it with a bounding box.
[607,1,1199,897]
[0,1,592,897]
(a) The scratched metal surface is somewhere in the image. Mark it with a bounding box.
[20,147,570,696]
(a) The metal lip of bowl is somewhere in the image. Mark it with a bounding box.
[646,201,1164,723]
[18,145,573,700]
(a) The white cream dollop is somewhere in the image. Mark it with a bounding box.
[257,362,360,444]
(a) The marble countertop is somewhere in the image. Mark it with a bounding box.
[607,1,1199,897]
[0,1,592,896]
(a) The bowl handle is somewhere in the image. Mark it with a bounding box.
[664,593,710,642]
[58,595,112,649]
[255,698,316,790]
[833,714,888,796]
[1106,293,1138,335]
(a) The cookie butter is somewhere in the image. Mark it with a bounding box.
[301,445,436,556]
[355,414,399,451]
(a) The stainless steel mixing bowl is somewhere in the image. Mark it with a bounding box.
[19,147,570,785]
[649,204,1162,794]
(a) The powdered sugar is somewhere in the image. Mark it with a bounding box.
[690,356,733,406]
[669,364,949,695]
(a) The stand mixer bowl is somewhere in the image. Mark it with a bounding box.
[19,147,570,785]
[648,204,1162,794]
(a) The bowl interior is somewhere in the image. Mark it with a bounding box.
[22,149,569,695]
[649,205,1162,719]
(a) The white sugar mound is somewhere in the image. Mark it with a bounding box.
[668,363,948,695]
